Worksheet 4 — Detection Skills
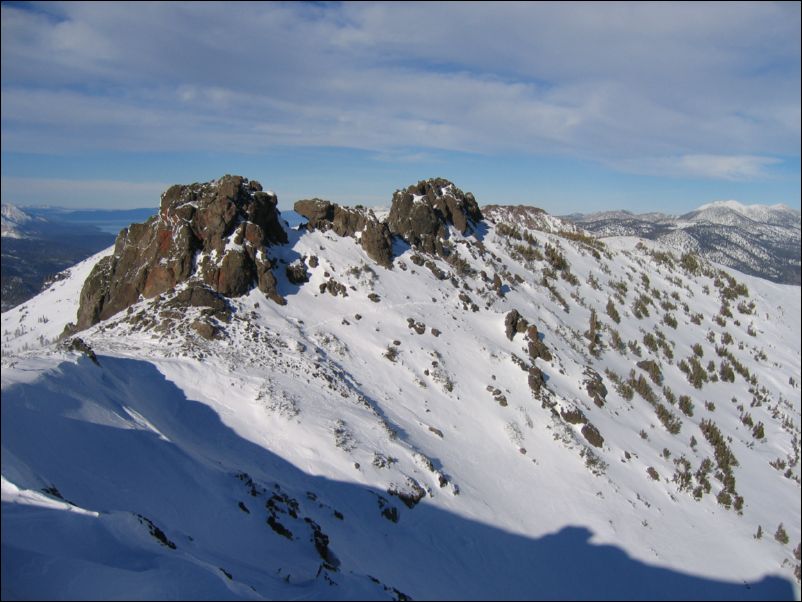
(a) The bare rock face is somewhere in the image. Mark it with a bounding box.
[75,175,287,330]
[504,309,529,341]
[294,199,393,267]
[526,324,552,362]
[388,178,483,255]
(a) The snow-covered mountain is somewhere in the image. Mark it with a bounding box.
[693,201,799,228]
[1,206,156,312]
[2,177,800,600]
[1,204,34,239]
[562,201,801,285]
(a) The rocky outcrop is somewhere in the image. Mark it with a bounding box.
[526,324,552,362]
[285,260,309,285]
[74,175,287,331]
[581,423,604,448]
[62,337,99,365]
[388,178,483,255]
[528,366,545,394]
[294,199,393,267]
[583,367,608,407]
[504,308,551,363]
[504,309,528,341]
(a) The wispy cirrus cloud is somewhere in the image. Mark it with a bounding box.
[608,154,783,181]
[1,1,799,182]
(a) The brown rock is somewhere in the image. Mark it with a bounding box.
[528,366,545,394]
[75,175,287,331]
[191,320,217,340]
[286,261,309,284]
[294,199,393,267]
[581,423,604,448]
[504,309,528,341]
[387,178,483,256]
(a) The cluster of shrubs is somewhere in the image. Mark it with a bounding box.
[715,272,749,301]
[656,403,682,434]
[699,418,743,510]
[632,295,651,319]
[680,253,700,274]
[558,230,605,259]
[679,356,708,389]
[606,298,621,324]
[605,369,633,401]
[544,243,569,272]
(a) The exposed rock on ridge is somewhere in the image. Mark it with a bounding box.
[388,178,483,255]
[293,199,393,267]
[74,175,287,331]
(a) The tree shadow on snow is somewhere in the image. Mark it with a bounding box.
[1,355,796,601]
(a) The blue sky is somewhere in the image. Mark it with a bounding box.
[1,1,800,213]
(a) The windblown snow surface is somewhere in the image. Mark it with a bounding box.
[2,210,800,600]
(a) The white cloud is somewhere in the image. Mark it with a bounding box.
[675,155,782,181]
[608,154,782,181]
[1,2,799,179]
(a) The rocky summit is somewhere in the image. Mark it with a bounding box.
[73,175,287,331]
[71,175,486,334]
[387,178,483,255]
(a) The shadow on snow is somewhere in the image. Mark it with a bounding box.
[1,355,795,601]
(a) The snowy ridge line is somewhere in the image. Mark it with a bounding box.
[2,187,800,599]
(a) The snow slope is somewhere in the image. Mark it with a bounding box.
[2,208,800,600]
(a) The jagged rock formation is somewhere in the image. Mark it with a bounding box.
[74,175,286,331]
[69,175,489,334]
[504,309,551,363]
[388,178,482,255]
[294,199,393,267]
[504,309,528,341]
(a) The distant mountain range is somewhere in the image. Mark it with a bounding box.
[561,201,801,285]
[1,204,155,311]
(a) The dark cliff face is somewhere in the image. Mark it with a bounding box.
[387,178,483,255]
[75,175,287,331]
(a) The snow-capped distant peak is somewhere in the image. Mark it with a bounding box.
[1,203,33,238]
[689,200,800,230]
[695,200,798,217]
[1,203,32,223]
[696,200,748,212]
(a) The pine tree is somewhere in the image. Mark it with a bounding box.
[775,523,789,544]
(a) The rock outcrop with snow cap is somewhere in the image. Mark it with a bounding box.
[294,198,394,267]
[387,178,483,255]
[74,175,287,331]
